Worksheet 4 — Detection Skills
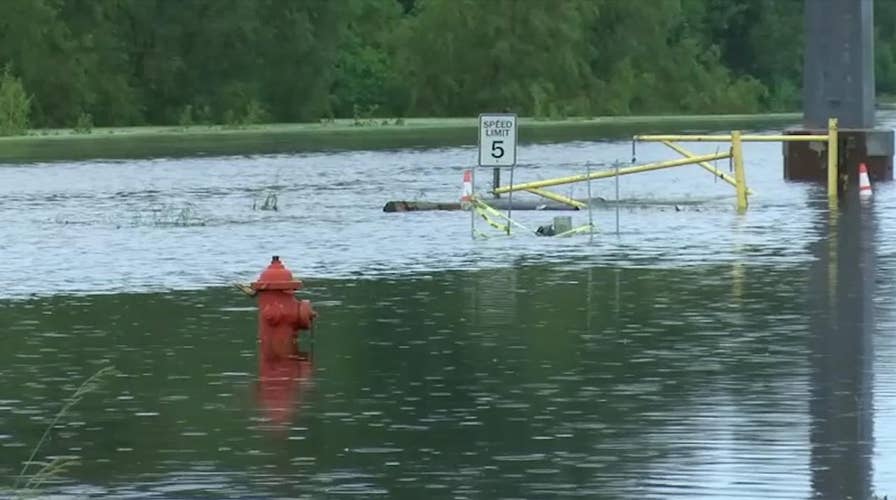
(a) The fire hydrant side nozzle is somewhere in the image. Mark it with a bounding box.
[249,256,317,360]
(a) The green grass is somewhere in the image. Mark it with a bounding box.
[878,93,896,109]
[12,366,118,499]
[0,113,801,163]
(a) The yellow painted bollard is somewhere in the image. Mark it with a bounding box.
[731,130,748,213]
[827,117,839,204]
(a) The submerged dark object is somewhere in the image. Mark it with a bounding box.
[383,201,462,212]
[535,215,573,237]
[383,199,579,212]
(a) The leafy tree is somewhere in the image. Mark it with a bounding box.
[3,0,896,127]
[0,0,91,127]
[396,0,598,117]
[875,0,896,98]
[330,0,405,118]
[255,0,355,122]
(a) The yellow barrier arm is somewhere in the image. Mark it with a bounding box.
[472,198,531,232]
[525,188,586,209]
[493,151,730,194]
[660,141,753,195]
[634,134,829,142]
[554,223,596,237]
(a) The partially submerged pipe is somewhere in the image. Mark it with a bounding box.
[383,199,580,212]
[384,196,730,213]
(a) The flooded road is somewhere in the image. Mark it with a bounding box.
[2,115,896,498]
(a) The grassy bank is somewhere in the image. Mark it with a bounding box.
[0,113,801,163]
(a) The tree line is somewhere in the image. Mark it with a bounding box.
[1,0,895,134]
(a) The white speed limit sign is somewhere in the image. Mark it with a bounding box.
[478,113,517,166]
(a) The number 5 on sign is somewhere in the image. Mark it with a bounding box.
[478,113,517,167]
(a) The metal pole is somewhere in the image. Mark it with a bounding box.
[587,267,593,330]
[493,167,501,198]
[615,162,620,236]
[586,162,594,243]
[614,268,621,338]
[615,268,620,312]
[507,165,513,235]
[470,168,475,239]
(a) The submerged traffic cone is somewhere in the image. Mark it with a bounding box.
[460,169,473,208]
[859,163,873,198]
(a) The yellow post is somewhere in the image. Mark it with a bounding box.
[827,117,838,203]
[731,130,747,213]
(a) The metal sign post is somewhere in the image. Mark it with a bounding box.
[478,113,517,235]
[615,161,620,236]
[469,169,475,239]
[586,162,594,244]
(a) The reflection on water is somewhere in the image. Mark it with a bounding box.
[809,193,877,500]
[256,357,314,433]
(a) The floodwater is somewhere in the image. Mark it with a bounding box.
[1,114,895,498]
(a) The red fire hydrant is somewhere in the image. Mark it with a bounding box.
[250,256,316,360]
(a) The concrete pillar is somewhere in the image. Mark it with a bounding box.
[803,0,875,129]
[785,0,894,185]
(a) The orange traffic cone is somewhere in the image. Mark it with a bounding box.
[859,163,873,198]
[460,169,473,207]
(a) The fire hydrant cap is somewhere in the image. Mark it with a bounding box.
[251,256,303,291]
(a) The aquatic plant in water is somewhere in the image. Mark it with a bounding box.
[133,202,207,227]
[12,366,118,498]
[253,169,283,211]
[253,191,278,211]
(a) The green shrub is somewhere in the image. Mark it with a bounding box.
[73,112,93,134]
[178,105,194,128]
[0,66,30,136]
[222,98,269,129]
[242,98,267,125]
